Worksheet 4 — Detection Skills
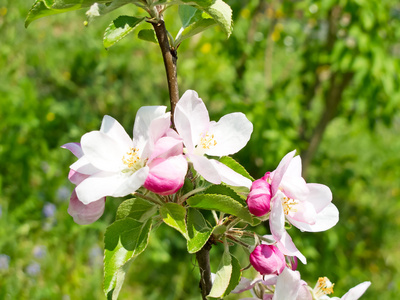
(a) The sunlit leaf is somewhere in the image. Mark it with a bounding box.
[160,203,188,239]
[103,16,145,49]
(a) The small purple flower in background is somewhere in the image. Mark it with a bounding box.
[25,262,40,276]
[56,186,71,202]
[42,203,56,218]
[89,245,103,266]
[0,254,10,271]
[33,245,47,259]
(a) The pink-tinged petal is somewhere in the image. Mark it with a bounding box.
[188,154,221,184]
[341,282,371,300]
[144,156,188,195]
[175,90,210,152]
[270,192,286,241]
[133,106,167,143]
[271,150,296,196]
[75,167,149,204]
[289,203,339,232]
[297,283,313,300]
[287,201,317,225]
[205,112,253,156]
[250,244,286,275]
[306,183,333,213]
[231,277,254,294]
[247,177,272,217]
[61,143,83,158]
[68,169,89,185]
[285,155,302,177]
[209,159,252,188]
[81,131,128,172]
[148,135,183,164]
[70,156,100,175]
[68,190,105,225]
[99,115,133,150]
[148,112,171,145]
[274,231,307,264]
[280,174,309,201]
[272,268,301,300]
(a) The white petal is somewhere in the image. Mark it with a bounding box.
[100,115,133,150]
[270,192,286,241]
[285,155,303,177]
[81,131,128,172]
[188,154,221,184]
[272,268,301,300]
[209,159,252,188]
[306,183,333,213]
[275,231,307,264]
[205,112,253,156]
[341,282,371,300]
[133,106,167,144]
[62,143,83,158]
[174,90,210,152]
[70,156,100,175]
[280,175,309,201]
[289,203,339,232]
[271,150,296,196]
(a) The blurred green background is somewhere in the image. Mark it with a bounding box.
[1,0,400,299]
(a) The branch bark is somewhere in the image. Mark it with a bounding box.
[196,242,213,300]
[152,20,179,128]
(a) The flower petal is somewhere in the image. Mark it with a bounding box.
[61,143,83,158]
[209,159,252,188]
[81,131,128,172]
[100,115,133,150]
[306,183,333,213]
[272,268,301,300]
[289,203,339,232]
[205,112,253,156]
[148,135,183,164]
[70,156,100,175]
[271,150,296,196]
[188,154,221,184]
[270,192,286,241]
[274,231,307,265]
[341,281,371,300]
[68,169,89,185]
[68,190,105,225]
[144,156,188,195]
[175,90,210,152]
[133,106,167,141]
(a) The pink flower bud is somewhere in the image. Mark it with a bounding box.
[246,173,272,217]
[250,244,286,275]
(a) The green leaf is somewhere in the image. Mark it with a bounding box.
[25,0,127,27]
[204,185,246,206]
[160,203,188,239]
[201,0,232,37]
[137,29,158,44]
[175,18,216,46]
[116,198,157,221]
[208,242,232,298]
[179,5,198,28]
[103,16,145,49]
[104,218,152,299]
[187,208,213,253]
[219,156,254,181]
[224,255,242,296]
[187,194,255,224]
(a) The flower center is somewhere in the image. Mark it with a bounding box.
[199,132,217,150]
[122,147,144,173]
[282,196,298,215]
[313,277,334,298]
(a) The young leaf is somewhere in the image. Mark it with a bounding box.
[103,16,145,49]
[187,194,255,225]
[224,255,242,296]
[104,218,152,299]
[219,156,254,181]
[187,208,213,253]
[200,0,232,37]
[179,5,198,28]
[204,185,246,206]
[175,18,216,46]
[208,242,232,298]
[138,29,158,44]
[160,203,188,239]
[116,198,157,222]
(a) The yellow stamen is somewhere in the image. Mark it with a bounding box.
[199,133,217,150]
[282,196,298,215]
[314,277,334,297]
[122,148,142,172]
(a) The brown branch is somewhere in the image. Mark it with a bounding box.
[196,242,213,300]
[152,20,179,128]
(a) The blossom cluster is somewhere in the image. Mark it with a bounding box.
[63,90,252,224]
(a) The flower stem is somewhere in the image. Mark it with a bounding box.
[151,19,179,128]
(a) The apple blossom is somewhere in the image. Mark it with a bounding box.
[62,142,106,225]
[68,107,187,204]
[174,90,253,188]
[250,244,286,276]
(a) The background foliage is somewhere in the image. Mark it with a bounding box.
[0,0,399,299]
